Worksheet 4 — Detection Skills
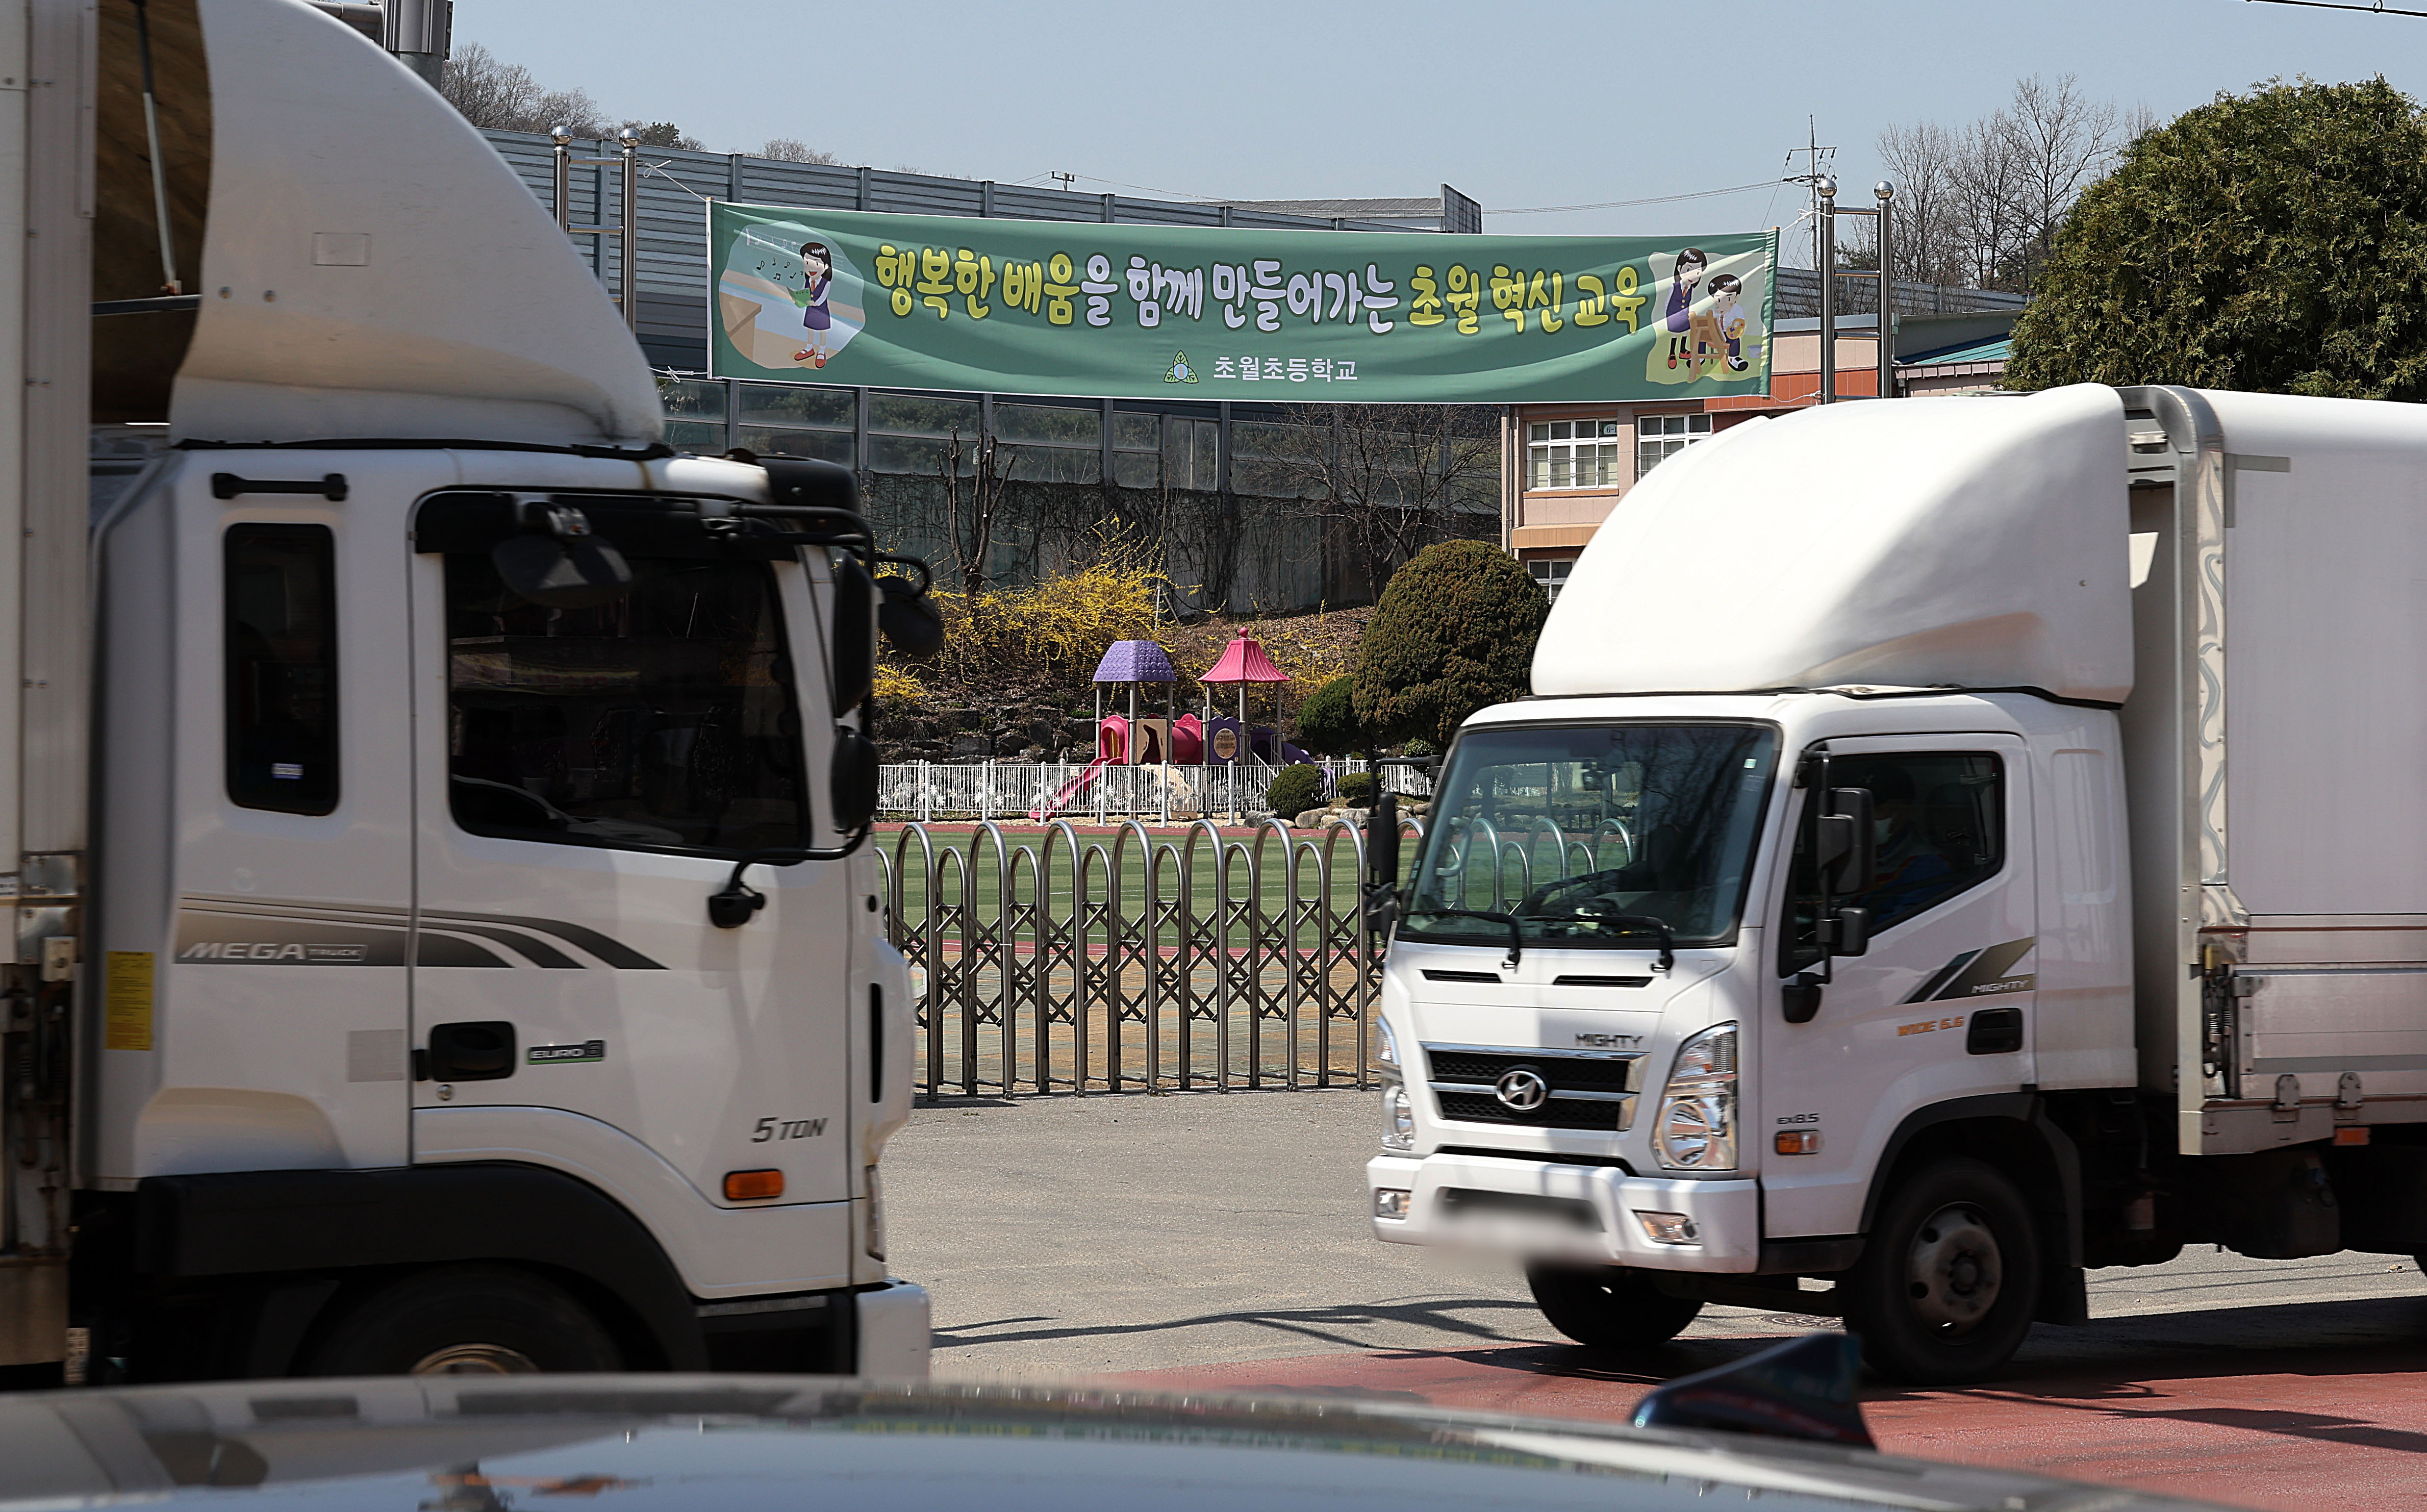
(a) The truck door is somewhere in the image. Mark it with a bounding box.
[113,484,418,1178]
[406,493,853,1226]
[1761,735,2037,1238]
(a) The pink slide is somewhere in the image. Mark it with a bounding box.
[1032,754,1113,820]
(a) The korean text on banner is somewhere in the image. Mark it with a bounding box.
[709,205,1776,405]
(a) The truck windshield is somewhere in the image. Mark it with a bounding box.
[1402,723,1778,952]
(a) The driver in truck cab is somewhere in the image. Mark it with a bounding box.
[1837,762,1950,929]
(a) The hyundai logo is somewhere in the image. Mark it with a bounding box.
[1494,1066,1550,1112]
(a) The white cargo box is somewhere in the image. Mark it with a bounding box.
[2123,388,2427,1151]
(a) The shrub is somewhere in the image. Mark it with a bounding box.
[892,535,1168,690]
[1334,771,1377,809]
[873,662,926,702]
[2009,79,2427,399]
[1294,675,1366,755]
[1264,763,1325,818]
[1353,541,1547,747]
[1403,737,1438,757]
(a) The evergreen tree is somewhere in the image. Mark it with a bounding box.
[1352,541,1547,748]
[2008,78,2427,399]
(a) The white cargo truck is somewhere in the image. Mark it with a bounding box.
[0,0,935,1384]
[1364,381,2427,1383]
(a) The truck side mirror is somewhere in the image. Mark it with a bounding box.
[830,556,875,714]
[1363,792,1401,938]
[1816,786,1876,895]
[878,563,942,660]
[831,727,879,832]
[1367,792,1400,890]
[1824,905,1872,958]
[877,570,944,661]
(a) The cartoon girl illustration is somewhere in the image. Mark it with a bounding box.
[1663,247,1708,370]
[790,241,835,368]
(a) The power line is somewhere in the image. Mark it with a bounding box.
[1492,178,1794,216]
[2245,0,2427,14]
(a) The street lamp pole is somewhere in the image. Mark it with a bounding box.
[1875,180,1895,399]
[1817,174,1837,405]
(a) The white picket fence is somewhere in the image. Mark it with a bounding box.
[878,759,1432,823]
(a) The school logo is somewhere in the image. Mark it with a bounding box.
[1164,351,1197,384]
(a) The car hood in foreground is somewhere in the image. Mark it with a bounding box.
[2,1375,2216,1512]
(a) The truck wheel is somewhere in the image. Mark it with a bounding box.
[1526,1263,1703,1348]
[1843,1158,2040,1386]
[303,1265,621,1376]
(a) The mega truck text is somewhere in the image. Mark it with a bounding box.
[1366,382,2427,1384]
[0,0,941,1384]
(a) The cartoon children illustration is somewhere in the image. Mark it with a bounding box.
[1685,272,1753,377]
[1708,273,1751,373]
[1663,247,1708,370]
[790,241,835,368]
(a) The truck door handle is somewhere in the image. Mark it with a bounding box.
[211,472,348,501]
[426,1021,517,1081]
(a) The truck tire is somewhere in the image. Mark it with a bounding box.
[1842,1157,2040,1386]
[302,1265,622,1376]
[1526,1263,1704,1348]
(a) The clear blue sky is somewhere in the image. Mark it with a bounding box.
[459,0,2420,246]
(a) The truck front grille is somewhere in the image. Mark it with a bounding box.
[1422,1043,1642,1132]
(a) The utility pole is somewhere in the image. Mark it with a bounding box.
[1783,117,1838,271]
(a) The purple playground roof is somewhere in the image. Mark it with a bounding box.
[1091,639,1176,683]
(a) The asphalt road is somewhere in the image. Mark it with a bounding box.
[884,1088,2427,1510]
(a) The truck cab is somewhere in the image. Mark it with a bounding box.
[1369,381,2427,1385]
[0,0,930,1383]
[1367,687,2116,1382]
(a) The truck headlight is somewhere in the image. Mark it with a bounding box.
[1382,1083,1415,1151]
[1654,1023,1737,1171]
[1371,1017,1401,1076]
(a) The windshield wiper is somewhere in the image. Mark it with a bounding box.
[1404,907,1525,970]
[1579,911,1676,972]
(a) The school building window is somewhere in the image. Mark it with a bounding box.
[1528,559,1574,603]
[1636,413,1712,480]
[1527,420,1623,490]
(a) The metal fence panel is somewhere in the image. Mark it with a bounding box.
[878,759,1431,821]
[879,816,1420,1099]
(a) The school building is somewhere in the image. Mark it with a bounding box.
[1501,282,2026,602]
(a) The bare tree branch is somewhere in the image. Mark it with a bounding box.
[762,137,841,165]
[438,40,639,140]
[1260,405,1499,592]
[938,430,1015,597]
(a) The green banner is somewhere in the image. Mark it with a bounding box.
[707,204,1776,404]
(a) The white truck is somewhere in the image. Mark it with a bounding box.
[0,0,935,1384]
[1366,381,2427,1383]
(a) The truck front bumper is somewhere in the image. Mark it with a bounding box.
[854,1279,932,1377]
[1367,1152,1759,1273]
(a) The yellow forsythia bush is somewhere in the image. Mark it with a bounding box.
[911,541,1172,688]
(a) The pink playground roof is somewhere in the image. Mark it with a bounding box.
[1201,634,1290,684]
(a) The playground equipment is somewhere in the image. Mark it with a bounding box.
[1200,634,1308,765]
[1092,639,1177,754]
[1034,640,1177,819]
[1028,634,1305,819]
[1202,633,1291,725]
